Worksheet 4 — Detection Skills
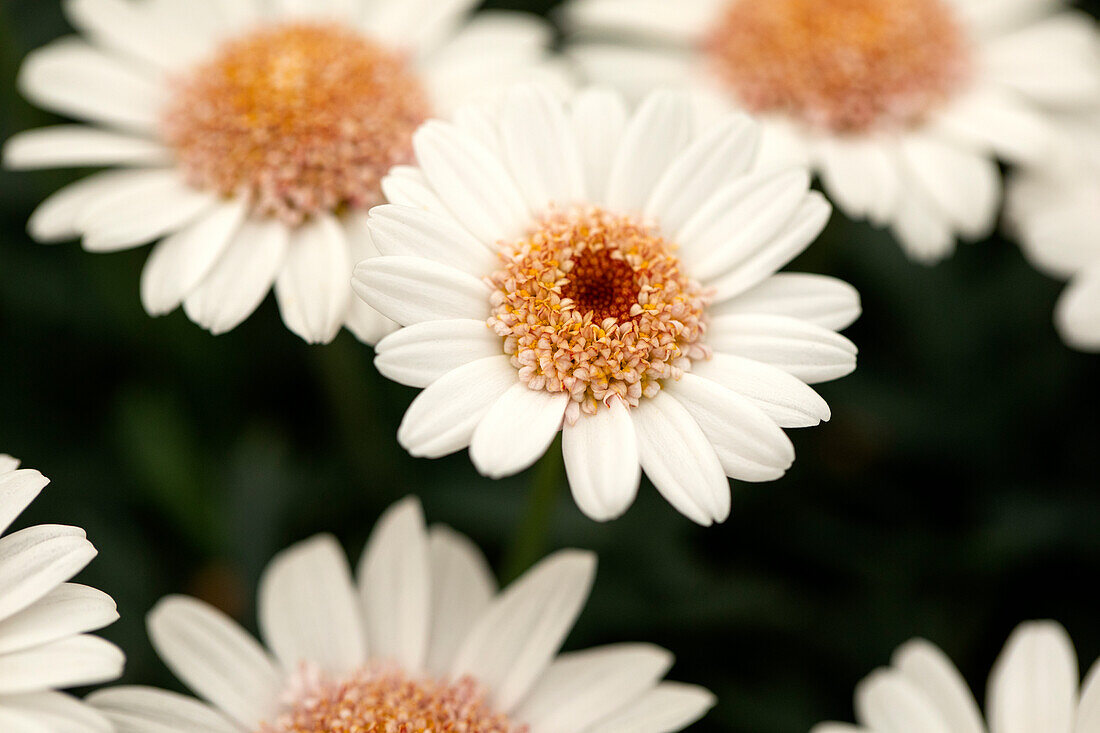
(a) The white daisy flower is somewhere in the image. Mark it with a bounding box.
[87,497,716,733]
[1007,109,1100,351]
[813,620,1100,733]
[0,455,124,733]
[351,86,860,525]
[561,0,1100,263]
[3,0,563,344]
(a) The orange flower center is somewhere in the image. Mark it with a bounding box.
[163,23,430,225]
[705,0,971,132]
[488,207,711,420]
[258,667,524,733]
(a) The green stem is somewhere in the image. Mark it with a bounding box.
[501,439,564,583]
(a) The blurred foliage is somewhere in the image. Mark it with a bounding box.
[2,2,1100,732]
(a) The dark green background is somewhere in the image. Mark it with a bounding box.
[3,2,1100,731]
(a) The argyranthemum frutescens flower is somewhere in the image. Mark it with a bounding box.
[562,0,1100,263]
[3,0,562,344]
[813,620,1100,733]
[87,497,715,733]
[0,455,124,732]
[352,86,860,525]
[1007,108,1100,351]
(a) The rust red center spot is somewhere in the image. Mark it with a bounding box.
[561,246,641,323]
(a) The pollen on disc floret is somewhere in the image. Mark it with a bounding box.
[705,0,972,133]
[163,23,431,225]
[258,665,525,733]
[488,207,712,422]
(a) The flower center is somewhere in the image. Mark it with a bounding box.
[163,23,430,225]
[487,207,711,420]
[258,666,524,733]
[704,0,971,132]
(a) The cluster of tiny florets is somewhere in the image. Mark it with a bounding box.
[257,665,523,733]
[705,0,972,132]
[487,207,711,422]
[163,23,430,225]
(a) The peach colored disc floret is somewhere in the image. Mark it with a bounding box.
[488,207,712,422]
[257,665,525,733]
[705,0,972,133]
[163,23,430,225]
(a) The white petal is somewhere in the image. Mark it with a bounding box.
[568,45,694,104]
[258,535,365,676]
[667,373,795,484]
[561,0,720,42]
[855,669,951,733]
[183,217,289,336]
[1078,661,1100,733]
[499,85,586,211]
[470,384,568,479]
[429,11,553,63]
[0,469,47,536]
[517,643,674,733]
[898,135,1001,240]
[3,126,168,170]
[64,0,206,71]
[562,396,641,522]
[412,121,529,243]
[146,596,281,728]
[0,635,123,694]
[18,39,164,132]
[817,136,901,226]
[140,198,249,317]
[645,114,760,235]
[710,273,861,331]
[0,584,117,656]
[679,168,814,282]
[26,169,174,244]
[273,214,352,345]
[690,354,831,429]
[892,639,985,733]
[364,0,481,56]
[342,211,399,345]
[424,526,496,677]
[451,550,596,712]
[891,188,956,264]
[1056,269,1100,353]
[705,192,831,305]
[81,174,216,253]
[0,525,96,624]
[380,166,452,219]
[375,319,503,388]
[0,455,20,475]
[272,0,361,21]
[931,86,1052,165]
[571,89,629,205]
[353,256,490,327]
[631,391,729,526]
[90,686,239,733]
[982,13,1100,107]
[988,621,1078,733]
[586,681,716,733]
[357,498,431,672]
[397,355,519,458]
[606,91,694,214]
[367,205,496,277]
[0,692,111,733]
[708,314,858,384]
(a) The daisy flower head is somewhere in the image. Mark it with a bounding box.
[3,0,562,344]
[813,620,1100,733]
[352,86,860,525]
[562,0,1100,263]
[0,456,124,732]
[1007,108,1100,351]
[88,498,716,733]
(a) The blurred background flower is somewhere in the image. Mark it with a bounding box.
[1,2,1100,733]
